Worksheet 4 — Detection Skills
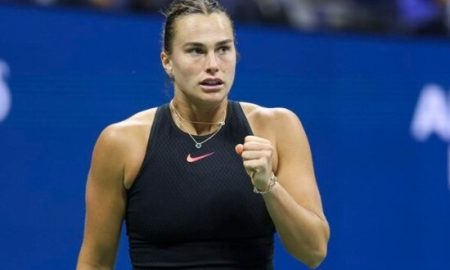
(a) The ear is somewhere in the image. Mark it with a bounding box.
[161,51,173,77]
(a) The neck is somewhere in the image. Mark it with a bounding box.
[170,99,227,135]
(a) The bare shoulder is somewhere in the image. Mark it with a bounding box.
[98,108,157,147]
[239,102,303,134]
[92,108,158,188]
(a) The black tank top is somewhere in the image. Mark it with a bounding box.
[126,101,275,269]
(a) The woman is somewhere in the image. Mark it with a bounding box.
[76,0,329,269]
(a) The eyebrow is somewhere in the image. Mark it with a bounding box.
[183,39,233,47]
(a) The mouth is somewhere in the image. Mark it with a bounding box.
[199,78,224,91]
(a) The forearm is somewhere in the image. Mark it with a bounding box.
[76,243,117,270]
[76,262,112,270]
[262,182,329,268]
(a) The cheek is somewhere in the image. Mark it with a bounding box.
[174,56,202,73]
[181,67,201,82]
[224,59,237,74]
[173,64,203,88]
[223,53,237,68]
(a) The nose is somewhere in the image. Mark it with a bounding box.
[205,52,219,74]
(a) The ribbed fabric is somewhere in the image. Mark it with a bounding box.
[126,101,275,269]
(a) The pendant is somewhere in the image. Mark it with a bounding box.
[195,143,202,149]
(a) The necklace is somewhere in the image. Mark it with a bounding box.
[170,101,226,149]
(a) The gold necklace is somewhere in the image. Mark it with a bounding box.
[170,101,226,149]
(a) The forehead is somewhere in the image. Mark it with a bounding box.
[172,12,234,45]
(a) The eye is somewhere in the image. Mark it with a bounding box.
[187,47,204,55]
[217,46,230,55]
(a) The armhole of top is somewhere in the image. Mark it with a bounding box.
[126,105,165,192]
[234,101,254,136]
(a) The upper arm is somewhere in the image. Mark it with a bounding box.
[77,125,128,268]
[272,109,326,221]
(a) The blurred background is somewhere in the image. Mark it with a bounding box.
[3,0,450,36]
[1,0,449,269]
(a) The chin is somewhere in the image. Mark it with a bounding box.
[196,93,228,106]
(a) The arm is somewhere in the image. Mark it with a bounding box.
[76,125,128,270]
[236,108,329,269]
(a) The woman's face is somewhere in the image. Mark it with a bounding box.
[161,12,237,106]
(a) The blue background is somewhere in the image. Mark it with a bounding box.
[1,5,449,269]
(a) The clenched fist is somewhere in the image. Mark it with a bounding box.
[235,135,274,191]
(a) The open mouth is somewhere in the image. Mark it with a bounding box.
[200,78,224,87]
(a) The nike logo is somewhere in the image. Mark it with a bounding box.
[186,152,215,163]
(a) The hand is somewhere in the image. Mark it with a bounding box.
[235,135,273,191]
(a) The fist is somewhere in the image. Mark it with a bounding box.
[235,135,273,190]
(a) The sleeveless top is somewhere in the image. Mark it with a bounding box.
[126,101,275,269]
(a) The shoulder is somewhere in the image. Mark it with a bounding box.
[93,108,158,160]
[239,101,303,131]
[89,108,159,188]
[98,108,157,141]
[239,101,308,153]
